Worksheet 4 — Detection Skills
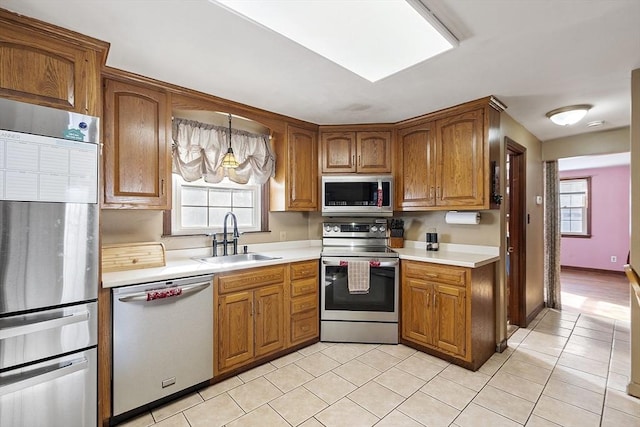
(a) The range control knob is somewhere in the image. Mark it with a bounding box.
[324,225,332,232]
[378,225,386,232]
[333,225,340,232]
[371,226,378,232]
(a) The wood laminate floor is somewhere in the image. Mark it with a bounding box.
[560,268,630,322]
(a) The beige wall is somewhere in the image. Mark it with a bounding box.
[542,126,630,160]
[629,68,640,397]
[101,209,311,251]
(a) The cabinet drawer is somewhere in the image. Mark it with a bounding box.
[218,265,285,293]
[291,309,318,342]
[290,260,318,280]
[291,277,317,298]
[291,294,317,315]
[403,262,467,286]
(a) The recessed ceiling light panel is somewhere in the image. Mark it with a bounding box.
[211,0,457,82]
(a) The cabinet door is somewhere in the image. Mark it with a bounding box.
[321,132,356,173]
[435,109,485,207]
[0,18,103,115]
[434,284,467,357]
[287,125,318,210]
[401,277,435,346]
[396,122,436,209]
[255,285,285,357]
[103,79,170,209]
[217,291,254,372]
[357,131,391,173]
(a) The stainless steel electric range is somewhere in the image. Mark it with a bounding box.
[320,219,399,344]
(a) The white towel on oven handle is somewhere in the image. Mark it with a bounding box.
[347,260,370,294]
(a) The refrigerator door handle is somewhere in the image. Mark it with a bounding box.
[0,310,90,341]
[117,282,210,303]
[0,357,88,397]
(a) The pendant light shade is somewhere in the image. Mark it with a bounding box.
[546,104,592,126]
[222,113,239,168]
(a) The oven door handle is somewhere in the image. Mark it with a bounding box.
[322,259,399,267]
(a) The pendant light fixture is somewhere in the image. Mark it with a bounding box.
[221,113,239,168]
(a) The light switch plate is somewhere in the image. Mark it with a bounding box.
[535,196,543,205]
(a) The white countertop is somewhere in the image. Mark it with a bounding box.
[101,241,321,288]
[102,240,500,288]
[393,241,500,268]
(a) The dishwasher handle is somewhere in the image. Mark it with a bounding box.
[117,282,210,303]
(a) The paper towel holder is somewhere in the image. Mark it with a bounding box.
[445,211,481,225]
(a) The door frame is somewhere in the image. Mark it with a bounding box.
[506,137,527,327]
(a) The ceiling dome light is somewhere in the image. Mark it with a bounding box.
[546,104,592,126]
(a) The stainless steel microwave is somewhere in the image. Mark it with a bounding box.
[321,175,394,217]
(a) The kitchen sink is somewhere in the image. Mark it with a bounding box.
[193,253,281,266]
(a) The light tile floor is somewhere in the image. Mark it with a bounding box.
[118,308,639,427]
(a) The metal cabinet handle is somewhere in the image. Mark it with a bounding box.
[118,282,210,302]
[0,310,90,341]
[0,357,88,397]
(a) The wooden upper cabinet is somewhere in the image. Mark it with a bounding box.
[395,97,504,211]
[102,78,170,209]
[0,9,107,115]
[396,121,436,209]
[435,108,485,207]
[357,131,392,173]
[321,132,356,173]
[286,125,318,210]
[320,130,391,174]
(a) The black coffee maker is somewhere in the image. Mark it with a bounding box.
[426,229,439,251]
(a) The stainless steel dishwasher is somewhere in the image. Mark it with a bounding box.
[112,274,214,417]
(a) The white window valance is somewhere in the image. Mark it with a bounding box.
[171,118,275,185]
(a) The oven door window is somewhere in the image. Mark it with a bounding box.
[324,265,395,312]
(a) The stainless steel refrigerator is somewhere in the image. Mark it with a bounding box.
[0,98,99,427]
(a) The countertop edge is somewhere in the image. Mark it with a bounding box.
[102,245,501,288]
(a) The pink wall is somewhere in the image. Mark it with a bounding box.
[560,165,630,271]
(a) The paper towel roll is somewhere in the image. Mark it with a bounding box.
[445,211,480,225]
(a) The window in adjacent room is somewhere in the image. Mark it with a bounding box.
[559,177,591,237]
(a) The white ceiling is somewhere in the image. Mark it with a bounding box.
[2,0,639,142]
[558,152,630,171]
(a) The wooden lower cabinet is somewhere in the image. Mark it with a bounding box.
[255,285,285,357]
[215,266,286,375]
[217,291,254,370]
[401,260,495,370]
[214,260,319,376]
[288,260,319,346]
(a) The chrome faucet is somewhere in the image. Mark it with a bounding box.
[222,212,240,256]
